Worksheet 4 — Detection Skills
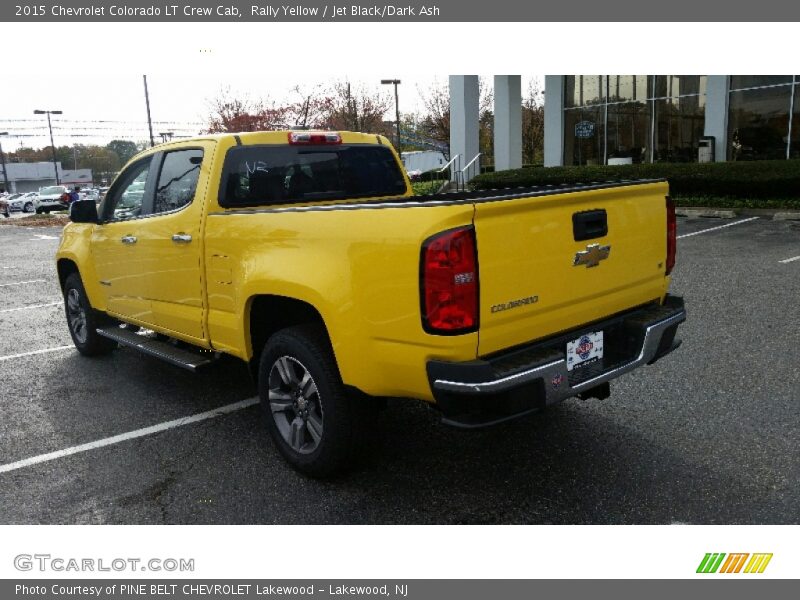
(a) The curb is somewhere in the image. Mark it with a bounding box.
[676,207,800,220]
[676,208,736,218]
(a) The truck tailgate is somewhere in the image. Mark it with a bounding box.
[474,181,670,356]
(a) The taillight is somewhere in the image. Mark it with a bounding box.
[288,131,342,145]
[666,195,676,275]
[420,226,479,334]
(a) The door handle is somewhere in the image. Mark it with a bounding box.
[121,235,137,245]
[172,233,192,243]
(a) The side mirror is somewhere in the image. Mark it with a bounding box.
[69,200,99,224]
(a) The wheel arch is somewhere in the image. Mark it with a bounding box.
[246,294,336,378]
[56,258,80,291]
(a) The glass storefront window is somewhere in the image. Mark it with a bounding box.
[565,76,606,108]
[563,106,605,166]
[653,96,706,163]
[607,76,648,103]
[562,75,708,165]
[730,76,793,90]
[606,102,650,164]
[728,85,792,160]
[653,76,707,98]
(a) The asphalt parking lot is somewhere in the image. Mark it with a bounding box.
[0,216,798,524]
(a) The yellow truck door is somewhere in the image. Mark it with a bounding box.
[90,155,157,326]
[135,145,211,342]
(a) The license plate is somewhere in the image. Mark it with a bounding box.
[566,331,604,371]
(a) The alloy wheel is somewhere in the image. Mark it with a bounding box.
[66,288,88,344]
[268,356,324,454]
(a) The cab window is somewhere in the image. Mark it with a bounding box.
[154,149,203,214]
[102,158,152,221]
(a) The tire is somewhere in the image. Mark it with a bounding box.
[63,272,117,356]
[24,202,33,213]
[258,324,375,478]
[35,207,43,214]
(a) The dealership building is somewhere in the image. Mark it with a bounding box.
[448,75,799,177]
[0,162,93,193]
[544,75,800,167]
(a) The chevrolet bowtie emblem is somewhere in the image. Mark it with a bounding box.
[573,243,611,268]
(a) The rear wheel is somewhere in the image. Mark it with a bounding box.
[63,273,117,356]
[24,202,33,213]
[258,324,375,477]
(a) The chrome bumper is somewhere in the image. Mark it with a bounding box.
[427,296,686,427]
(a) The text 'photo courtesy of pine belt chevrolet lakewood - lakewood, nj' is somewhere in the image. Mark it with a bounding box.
[55,129,685,477]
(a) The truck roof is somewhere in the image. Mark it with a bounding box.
[152,130,389,148]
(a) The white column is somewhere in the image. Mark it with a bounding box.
[704,75,729,162]
[544,75,565,167]
[493,75,522,171]
[449,75,480,181]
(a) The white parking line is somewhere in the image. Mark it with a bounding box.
[779,255,800,264]
[0,301,60,313]
[677,217,759,239]
[0,346,73,362]
[0,397,260,475]
[0,279,46,288]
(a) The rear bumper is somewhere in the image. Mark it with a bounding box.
[427,295,686,428]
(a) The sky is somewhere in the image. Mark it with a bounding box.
[1,74,543,150]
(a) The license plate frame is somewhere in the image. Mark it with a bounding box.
[566,330,604,371]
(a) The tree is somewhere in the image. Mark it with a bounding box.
[205,87,290,133]
[521,80,545,164]
[106,140,139,165]
[416,78,494,161]
[313,80,393,134]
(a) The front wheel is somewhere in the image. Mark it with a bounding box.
[24,202,33,213]
[63,273,117,356]
[258,324,375,478]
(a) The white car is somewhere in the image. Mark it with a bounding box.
[34,185,69,214]
[14,192,39,213]
[80,188,100,202]
[3,193,25,212]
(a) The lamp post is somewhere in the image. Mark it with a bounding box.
[0,132,10,194]
[33,109,63,185]
[381,79,401,152]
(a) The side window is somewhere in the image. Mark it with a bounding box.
[154,149,203,214]
[103,158,152,221]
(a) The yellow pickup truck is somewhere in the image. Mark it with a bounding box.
[57,130,685,476]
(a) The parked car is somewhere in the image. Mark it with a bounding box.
[35,185,69,213]
[4,193,24,212]
[80,188,100,202]
[58,130,685,476]
[18,192,38,213]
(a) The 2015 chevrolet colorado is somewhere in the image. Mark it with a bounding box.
[56,130,685,476]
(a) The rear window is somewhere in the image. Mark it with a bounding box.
[219,144,407,207]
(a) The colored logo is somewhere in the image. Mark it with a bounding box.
[551,374,565,388]
[696,553,773,574]
[576,336,593,360]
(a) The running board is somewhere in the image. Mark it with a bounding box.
[96,326,216,372]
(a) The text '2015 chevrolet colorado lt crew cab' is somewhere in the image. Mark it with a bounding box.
[57,130,686,476]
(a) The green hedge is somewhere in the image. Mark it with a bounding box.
[469,160,800,199]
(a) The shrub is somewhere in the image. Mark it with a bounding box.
[469,159,800,200]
